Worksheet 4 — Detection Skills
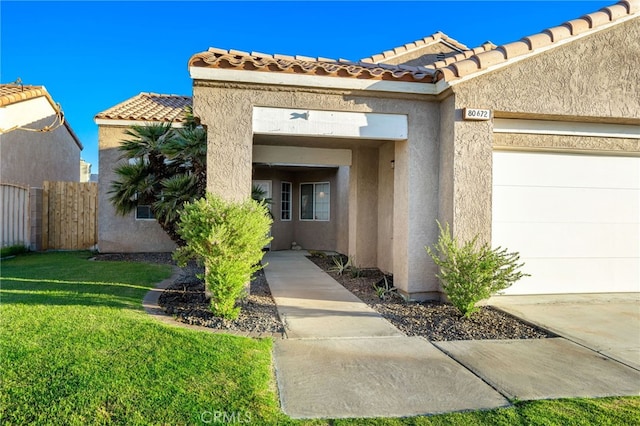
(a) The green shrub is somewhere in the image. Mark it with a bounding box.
[373,275,396,300]
[329,254,351,275]
[426,221,529,318]
[1,244,29,258]
[307,250,327,258]
[173,193,272,319]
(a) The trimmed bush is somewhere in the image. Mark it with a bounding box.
[426,221,529,318]
[173,193,272,319]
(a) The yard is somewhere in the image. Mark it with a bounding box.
[1,251,638,425]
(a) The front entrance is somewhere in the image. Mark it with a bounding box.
[252,168,342,253]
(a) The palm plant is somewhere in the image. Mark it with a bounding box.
[251,185,274,218]
[108,107,207,244]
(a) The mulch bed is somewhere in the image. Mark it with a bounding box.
[96,252,553,341]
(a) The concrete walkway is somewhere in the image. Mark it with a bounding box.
[264,251,640,419]
[264,251,508,418]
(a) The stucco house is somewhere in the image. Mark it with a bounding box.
[1,84,84,249]
[98,1,639,299]
[0,84,83,187]
[95,92,191,252]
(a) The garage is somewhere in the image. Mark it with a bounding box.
[492,151,640,295]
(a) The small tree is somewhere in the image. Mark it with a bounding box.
[173,193,272,320]
[426,221,529,318]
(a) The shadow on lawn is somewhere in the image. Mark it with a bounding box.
[1,277,149,310]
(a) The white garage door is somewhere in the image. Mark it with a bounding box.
[492,151,640,295]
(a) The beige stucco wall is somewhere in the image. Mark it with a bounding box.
[437,94,456,235]
[397,104,441,298]
[97,125,177,253]
[459,18,640,120]
[335,166,350,255]
[194,82,441,297]
[349,146,379,267]
[377,141,394,274]
[444,17,640,246]
[1,115,81,188]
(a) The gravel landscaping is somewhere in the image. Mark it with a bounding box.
[96,252,553,341]
[95,252,284,335]
[306,255,553,341]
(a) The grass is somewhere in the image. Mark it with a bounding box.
[330,397,640,425]
[1,251,638,425]
[0,251,288,425]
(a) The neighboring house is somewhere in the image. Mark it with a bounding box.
[1,84,84,249]
[0,84,82,187]
[95,92,191,253]
[99,1,639,299]
[80,159,92,182]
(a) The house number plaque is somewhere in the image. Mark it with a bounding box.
[463,108,492,121]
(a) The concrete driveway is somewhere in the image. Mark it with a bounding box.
[488,293,640,371]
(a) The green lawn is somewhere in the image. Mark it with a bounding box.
[0,251,288,425]
[1,251,638,425]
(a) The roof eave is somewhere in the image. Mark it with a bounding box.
[189,66,443,96]
[94,118,186,127]
[0,86,83,150]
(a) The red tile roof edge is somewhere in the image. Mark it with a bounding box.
[94,92,192,122]
[359,32,471,64]
[433,1,637,82]
[188,49,437,83]
[0,85,48,107]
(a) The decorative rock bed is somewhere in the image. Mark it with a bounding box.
[96,252,552,341]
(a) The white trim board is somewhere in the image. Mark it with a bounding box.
[253,106,408,140]
[190,66,439,95]
[493,118,640,139]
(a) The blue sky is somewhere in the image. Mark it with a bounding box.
[1,1,614,173]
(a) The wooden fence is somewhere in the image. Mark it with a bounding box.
[1,183,30,248]
[43,181,97,250]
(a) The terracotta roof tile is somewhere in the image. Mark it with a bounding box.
[360,32,470,64]
[0,84,48,106]
[188,49,436,83]
[499,41,531,59]
[95,93,192,122]
[522,33,554,50]
[584,10,613,27]
[433,0,637,82]
[425,41,497,70]
[187,1,636,88]
[474,50,507,69]
[543,25,573,42]
[604,2,632,18]
[564,18,591,35]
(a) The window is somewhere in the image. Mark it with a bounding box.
[300,182,330,221]
[281,182,292,221]
[136,205,155,220]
